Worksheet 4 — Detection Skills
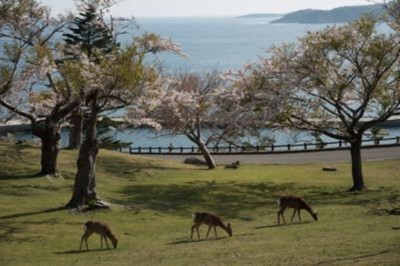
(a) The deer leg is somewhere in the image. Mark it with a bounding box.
[291,209,297,223]
[81,232,92,251]
[213,226,218,239]
[206,225,213,238]
[298,209,301,222]
[281,208,287,224]
[196,226,200,239]
[278,210,284,225]
[100,235,103,248]
[191,225,195,239]
[80,235,85,251]
[104,236,110,249]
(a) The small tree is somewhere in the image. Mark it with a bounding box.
[128,72,253,169]
[245,16,400,191]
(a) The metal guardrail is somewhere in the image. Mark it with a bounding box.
[120,136,400,155]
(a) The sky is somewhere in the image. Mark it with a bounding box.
[40,0,380,17]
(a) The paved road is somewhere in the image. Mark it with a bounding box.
[140,146,400,165]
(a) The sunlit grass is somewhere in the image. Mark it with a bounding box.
[0,141,399,265]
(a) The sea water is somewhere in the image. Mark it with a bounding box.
[132,16,331,72]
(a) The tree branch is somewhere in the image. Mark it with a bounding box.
[0,98,36,122]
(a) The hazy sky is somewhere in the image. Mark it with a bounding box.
[40,0,379,17]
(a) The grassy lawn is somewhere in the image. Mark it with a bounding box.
[0,141,399,265]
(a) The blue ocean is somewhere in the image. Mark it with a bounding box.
[133,16,330,72]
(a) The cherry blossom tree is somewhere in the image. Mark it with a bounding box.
[127,72,254,169]
[65,0,181,208]
[383,0,400,30]
[0,0,81,177]
[244,16,400,191]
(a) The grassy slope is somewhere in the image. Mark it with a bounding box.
[0,142,399,265]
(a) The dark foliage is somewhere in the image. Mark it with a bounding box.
[63,4,117,60]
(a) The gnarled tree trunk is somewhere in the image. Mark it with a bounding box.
[66,138,99,207]
[68,108,83,149]
[32,121,61,177]
[349,137,366,191]
[67,96,101,208]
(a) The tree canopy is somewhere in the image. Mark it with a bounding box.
[239,16,400,190]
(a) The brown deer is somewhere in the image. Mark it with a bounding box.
[225,161,240,169]
[277,196,318,225]
[80,220,118,251]
[191,212,232,239]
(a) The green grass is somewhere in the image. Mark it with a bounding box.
[0,141,399,265]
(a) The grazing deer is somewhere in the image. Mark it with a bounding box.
[191,212,232,239]
[277,196,318,225]
[80,220,118,251]
[225,161,241,169]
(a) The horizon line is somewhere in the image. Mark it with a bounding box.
[134,14,282,18]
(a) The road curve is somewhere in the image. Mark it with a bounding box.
[139,146,400,165]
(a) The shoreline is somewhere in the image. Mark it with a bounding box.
[139,146,400,165]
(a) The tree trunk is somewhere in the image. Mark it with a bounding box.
[66,138,99,207]
[68,108,83,149]
[32,122,61,177]
[67,101,100,208]
[349,138,366,191]
[196,139,217,169]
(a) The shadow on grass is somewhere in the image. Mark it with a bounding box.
[254,221,314,230]
[314,246,400,265]
[0,183,65,197]
[0,173,43,181]
[96,156,188,178]
[111,180,273,218]
[167,236,230,245]
[112,180,400,219]
[0,217,71,243]
[0,206,65,220]
[0,223,26,242]
[166,239,206,245]
[20,217,58,224]
[55,249,112,255]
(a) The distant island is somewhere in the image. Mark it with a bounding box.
[239,4,384,24]
[237,13,284,19]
